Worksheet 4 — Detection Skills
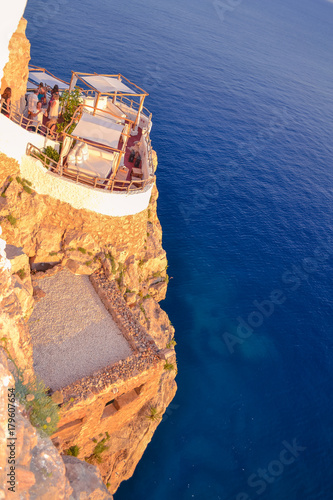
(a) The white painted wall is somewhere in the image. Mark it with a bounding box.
[0,113,59,162]
[0,0,27,84]
[0,114,153,216]
[21,155,153,217]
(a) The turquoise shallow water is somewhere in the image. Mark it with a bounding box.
[24,0,333,498]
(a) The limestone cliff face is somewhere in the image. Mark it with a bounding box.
[0,150,177,495]
[0,155,175,348]
[0,16,177,495]
[0,230,113,499]
[0,17,31,114]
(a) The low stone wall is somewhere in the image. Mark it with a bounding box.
[60,269,164,405]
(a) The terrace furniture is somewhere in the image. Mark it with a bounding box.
[131,174,142,188]
[115,166,129,181]
[132,167,143,179]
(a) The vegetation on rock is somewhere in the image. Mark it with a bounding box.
[0,338,59,436]
[64,445,80,457]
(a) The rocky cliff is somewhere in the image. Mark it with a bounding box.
[0,227,113,499]
[0,17,30,114]
[0,150,177,494]
[0,13,177,496]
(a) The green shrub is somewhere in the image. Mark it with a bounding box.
[16,268,26,280]
[35,147,59,167]
[139,304,148,322]
[23,185,33,194]
[64,445,80,457]
[0,338,59,436]
[6,214,17,226]
[49,251,58,256]
[85,433,110,464]
[77,247,86,254]
[166,339,177,349]
[45,146,60,162]
[105,252,116,274]
[57,88,82,133]
[164,362,175,371]
[85,260,92,266]
[146,407,161,422]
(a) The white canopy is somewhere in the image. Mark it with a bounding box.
[28,71,69,89]
[72,113,124,149]
[81,75,135,94]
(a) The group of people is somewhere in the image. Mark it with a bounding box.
[26,83,60,135]
[0,83,61,137]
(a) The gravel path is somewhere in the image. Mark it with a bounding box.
[28,268,132,390]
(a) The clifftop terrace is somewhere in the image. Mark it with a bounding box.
[1,65,156,216]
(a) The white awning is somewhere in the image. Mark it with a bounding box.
[81,75,135,94]
[28,71,69,89]
[72,113,124,149]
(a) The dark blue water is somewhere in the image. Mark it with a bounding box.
[24,0,333,498]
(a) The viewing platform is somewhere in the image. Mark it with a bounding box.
[29,268,133,390]
[0,65,156,216]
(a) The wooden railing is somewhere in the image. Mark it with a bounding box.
[9,110,61,141]
[117,95,152,120]
[27,143,155,194]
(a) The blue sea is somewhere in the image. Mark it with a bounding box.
[24,0,333,499]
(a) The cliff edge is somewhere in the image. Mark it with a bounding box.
[0,11,177,497]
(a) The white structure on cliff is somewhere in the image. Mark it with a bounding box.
[0,2,156,217]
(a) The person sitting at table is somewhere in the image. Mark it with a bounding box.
[0,87,11,117]
[30,101,46,132]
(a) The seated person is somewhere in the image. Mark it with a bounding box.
[27,89,38,118]
[0,87,11,117]
[29,101,46,131]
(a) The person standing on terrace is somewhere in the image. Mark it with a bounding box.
[27,88,38,118]
[46,93,59,136]
[0,87,11,117]
[37,82,47,105]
